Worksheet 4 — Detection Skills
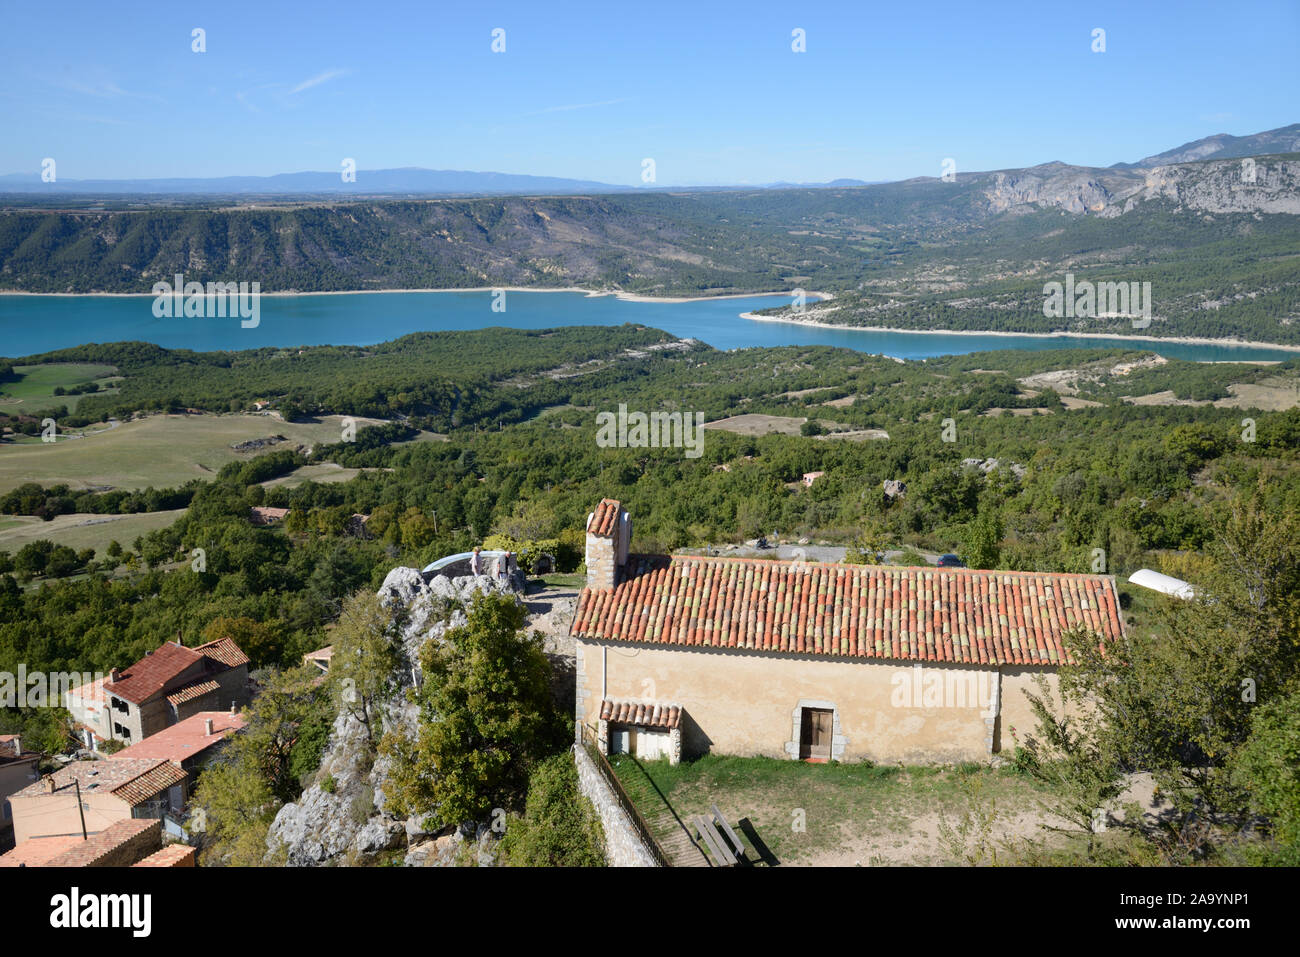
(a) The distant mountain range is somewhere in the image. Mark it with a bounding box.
[1111,123,1300,169]
[0,167,631,197]
[3,124,1294,198]
[0,167,890,197]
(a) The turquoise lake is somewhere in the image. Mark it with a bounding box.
[1,291,1296,361]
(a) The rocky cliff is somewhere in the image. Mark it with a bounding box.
[979,158,1300,218]
[265,565,526,867]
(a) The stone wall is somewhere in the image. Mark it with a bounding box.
[572,742,659,867]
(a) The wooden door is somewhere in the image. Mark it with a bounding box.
[800,708,833,760]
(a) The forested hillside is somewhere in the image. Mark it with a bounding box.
[4,154,1297,344]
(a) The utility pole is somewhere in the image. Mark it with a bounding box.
[74,779,88,840]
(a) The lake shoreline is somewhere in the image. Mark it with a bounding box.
[738,309,1300,354]
[0,286,835,305]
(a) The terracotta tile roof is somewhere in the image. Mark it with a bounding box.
[0,835,86,867]
[195,636,250,668]
[14,758,185,805]
[133,844,197,867]
[111,760,187,806]
[166,679,221,709]
[600,699,682,729]
[44,819,161,867]
[572,555,1124,667]
[104,642,204,704]
[249,506,290,524]
[111,711,246,764]
[587,498,621,537]
[303,645,334,663]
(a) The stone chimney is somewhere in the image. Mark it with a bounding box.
[585,499,631,590]
[43,774,55,794]
[10,734,19,756]
[109,668,120,683]
[204,718,214,736]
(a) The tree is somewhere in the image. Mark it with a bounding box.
[500,753,605,866]
[190,665,330,865]
[845,518,891,564]
[491,498,556,541]
[192,759,279,867]
[380,592,564,827]
[1011,667,1125,861]
[13,540,53,579]
[961,512,1003,570]
[1063,497,1300,833]
[397,507,437,550]
[1231,687,1300,860]
[330,590,401,746]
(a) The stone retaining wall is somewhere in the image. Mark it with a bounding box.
[572,743,660,867]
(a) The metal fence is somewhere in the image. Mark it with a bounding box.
[578,722,671,867]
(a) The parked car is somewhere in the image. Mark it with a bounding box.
[937,554,966,568]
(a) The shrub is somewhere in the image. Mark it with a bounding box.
[500,753,605,867]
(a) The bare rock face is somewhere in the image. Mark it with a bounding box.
[266,569,522,866]
[980,158,1300,218]
[985,165,1118,215]
[378,566,429,607]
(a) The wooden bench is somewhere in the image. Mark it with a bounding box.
[691,805,746,866]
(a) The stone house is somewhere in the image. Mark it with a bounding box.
[7,759,187,846]
[570,499,1125,766]
[0,735,41,850]
[67,638,250,749]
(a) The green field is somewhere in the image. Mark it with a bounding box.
[0,412,386,493]
[0,509,187,555]
[0,362,121,415]
[260,463,367,489]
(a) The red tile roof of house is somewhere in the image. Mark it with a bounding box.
[13,758,186,805]
[112,760,188,806]
[600,699,682,729]
[166,679,220,709]
[44,819,161,867]
[104,642,204,704]
[111,711,246,764]
[133,844,197,867]
[195,636,250,668]
[0,835,86,867]
[571,555,1124,667]
[587,499,621,537]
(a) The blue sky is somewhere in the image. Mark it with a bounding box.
[1,0,1296,185]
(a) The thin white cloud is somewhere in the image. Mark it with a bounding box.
[47,75,165,104]
[524,98,628,116]
[288,69,349,95]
